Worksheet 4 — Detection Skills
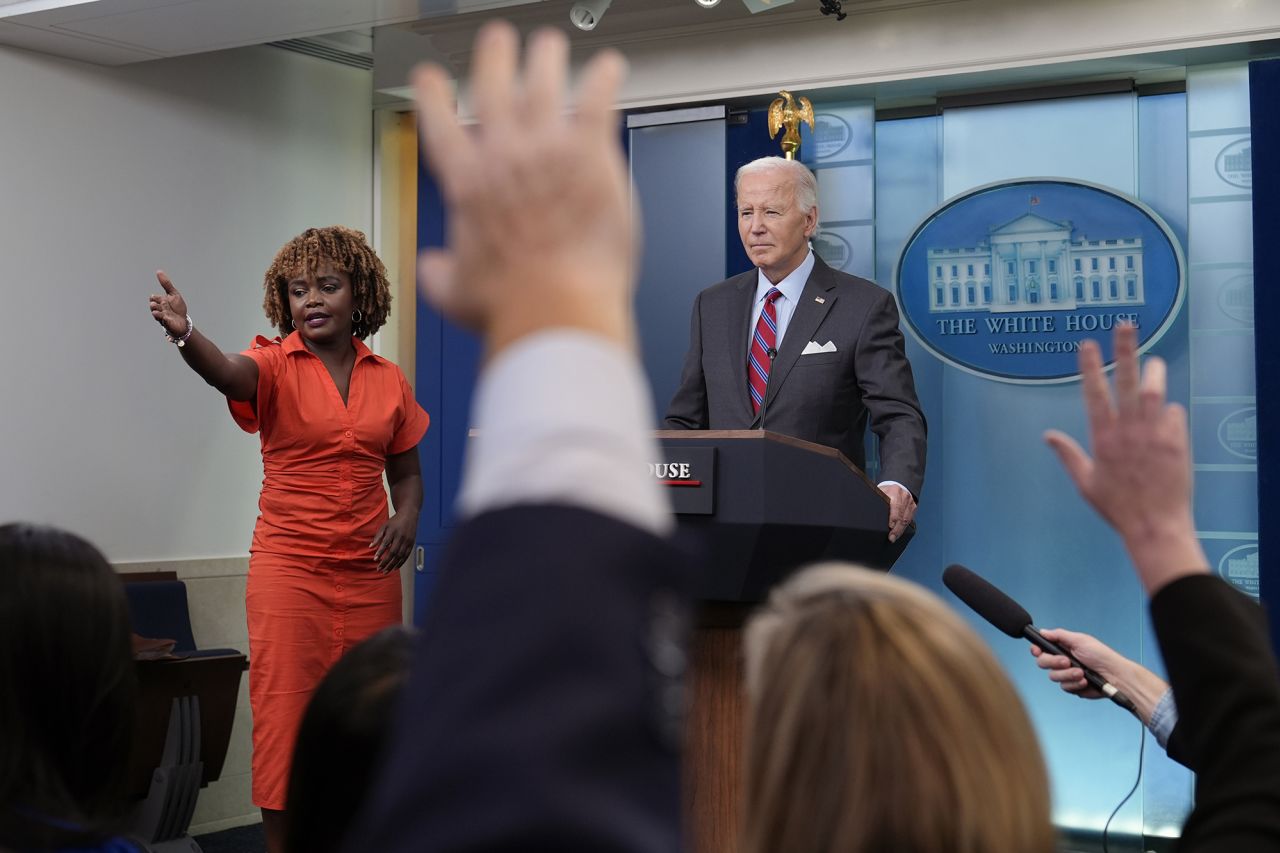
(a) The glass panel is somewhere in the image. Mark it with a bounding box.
[811,224,872,279]
[815,163,874,222]
[1190,329,1256,397]
[1186,60,1257,645]
[803,99,877,281]
[872,115,943,523]
[1189,266,1254,331]
[942,93,1137,196]
[1187,64,1254,132]
[1188,199,1254,263]
[630,118,727,417]
[1138,91,1189,245]
[805,100,874,164]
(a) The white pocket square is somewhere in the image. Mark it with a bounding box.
[801,340,837,355]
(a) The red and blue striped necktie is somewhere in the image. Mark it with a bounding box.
[748,287,783,414]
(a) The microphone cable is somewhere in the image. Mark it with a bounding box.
[941,564,1152,851]
[1101,717,1145,853]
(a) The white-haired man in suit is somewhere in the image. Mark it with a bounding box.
[665,156,926,542]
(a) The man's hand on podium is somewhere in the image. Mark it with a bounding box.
[880,483,916,543]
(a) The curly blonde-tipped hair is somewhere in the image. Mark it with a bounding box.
[262,226,392,340]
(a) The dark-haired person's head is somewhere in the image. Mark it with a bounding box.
[284,625,415,853]
[0,523,137,850]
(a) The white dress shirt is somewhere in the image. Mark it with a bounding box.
[746,248,815,355]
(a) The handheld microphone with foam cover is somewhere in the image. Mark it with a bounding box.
[941,564,1138,717]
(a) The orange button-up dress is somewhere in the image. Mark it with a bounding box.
[228,332,430,810]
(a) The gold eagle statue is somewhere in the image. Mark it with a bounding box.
[768,90,815,160]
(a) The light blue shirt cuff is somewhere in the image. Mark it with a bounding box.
[1147,688,1178,748]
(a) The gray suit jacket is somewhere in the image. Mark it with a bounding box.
[664,257,927,496]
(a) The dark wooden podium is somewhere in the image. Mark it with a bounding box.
[654,430,913,853]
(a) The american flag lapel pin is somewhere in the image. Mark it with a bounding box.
[815,296,826,304]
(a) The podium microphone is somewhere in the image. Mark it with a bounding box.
[758,348,777,432]
[941,564,1138,717]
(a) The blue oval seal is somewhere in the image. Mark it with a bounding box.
[812,114,852,161]
[813,230,853,272]
[1218,543,1259,598]
[1215,137,1252,190]
[1217,272,1254,326]
[894,179,1185,383]
[1217,407,1257,460]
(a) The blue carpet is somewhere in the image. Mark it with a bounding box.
[194,823,264,853]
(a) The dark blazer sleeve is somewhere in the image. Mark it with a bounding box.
[1150,575,1280,850]
[664,290,709,430]
[853,287,926,496]
[348,504,691,853]
[1165,721,1193,771]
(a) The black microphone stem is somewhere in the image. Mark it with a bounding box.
[759,347,777,432]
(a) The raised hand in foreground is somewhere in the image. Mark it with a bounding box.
[1044,324,1210,595]
[411,22,635,359]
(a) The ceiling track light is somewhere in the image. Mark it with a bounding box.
[695,0,722,7]
[569,0,611,30]
[818,0,848,20]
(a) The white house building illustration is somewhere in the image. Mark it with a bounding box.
[927,213,1146,313]
[1223,144,1251,174]
[1226,413,1257,445]
[1226,549,1259,583]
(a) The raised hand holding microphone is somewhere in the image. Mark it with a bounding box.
[1031,628,1135,700]
[1030,627,1174,727]
[942,563,1138,716]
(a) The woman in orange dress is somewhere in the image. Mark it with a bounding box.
[147,227,429,852]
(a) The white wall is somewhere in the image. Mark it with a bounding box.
[0,44,373,834]
[0,44,373,563]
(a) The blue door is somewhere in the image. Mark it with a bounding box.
[410,160,480,623]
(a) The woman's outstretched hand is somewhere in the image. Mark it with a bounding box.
[149,271,190,339]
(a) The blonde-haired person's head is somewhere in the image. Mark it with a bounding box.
[742,563,1054,853]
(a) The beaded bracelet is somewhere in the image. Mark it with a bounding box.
[165,314,194,347]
